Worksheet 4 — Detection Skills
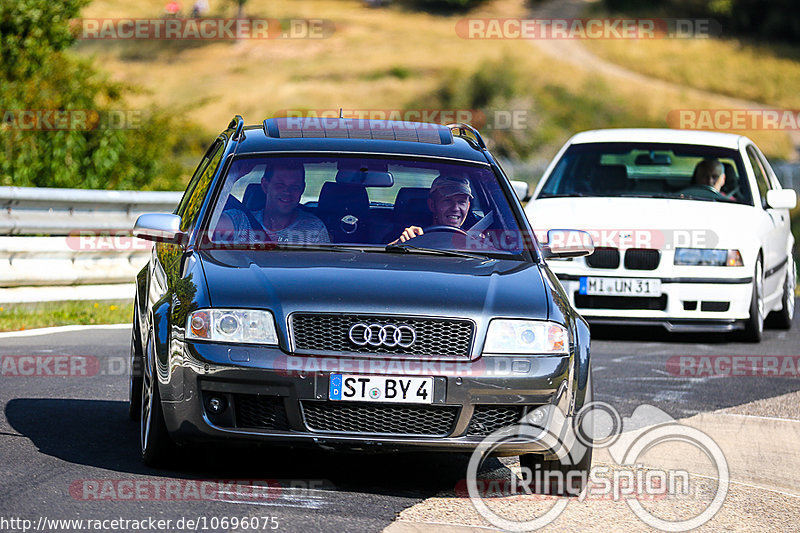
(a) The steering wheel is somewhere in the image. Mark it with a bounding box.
[723,185,740,201]
[421,225,468,236]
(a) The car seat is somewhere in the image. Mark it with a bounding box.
[316,182,370,243]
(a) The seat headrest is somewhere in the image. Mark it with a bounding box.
[317,182,369,214]
[590,164,628,193]
[243,182,266,211]
[393,187,429,213]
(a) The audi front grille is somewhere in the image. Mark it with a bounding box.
[289,313,474,357]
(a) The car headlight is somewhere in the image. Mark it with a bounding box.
[483,320,568,355]
[186,309,279,345]
[674,248,744,266]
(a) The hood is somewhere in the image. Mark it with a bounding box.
[198,249,550,326]
[526,197,758,250]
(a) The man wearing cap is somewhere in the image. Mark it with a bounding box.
[390,175,473,244]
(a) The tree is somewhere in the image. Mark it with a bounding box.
[0,0,199,190]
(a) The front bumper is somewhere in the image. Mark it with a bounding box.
[158,341,577,456]
[552,271,752,332]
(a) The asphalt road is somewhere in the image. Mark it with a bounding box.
[0,310,797,533]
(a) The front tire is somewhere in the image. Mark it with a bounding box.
[766,256,795,330]
[740,258,764,342]
[140,329,174,467]
[519,371,594,496]
[128,309,143,420]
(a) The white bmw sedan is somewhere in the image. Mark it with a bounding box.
[526,129,796,341]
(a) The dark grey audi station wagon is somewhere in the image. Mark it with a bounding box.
[130,116,594,482]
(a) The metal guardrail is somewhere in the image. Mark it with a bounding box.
[0,186,181,235]
[0,187,181,297]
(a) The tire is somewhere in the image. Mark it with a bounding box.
[766,256,795,330]
[140,329,174,467]
[128,309,143,421]
[519,370,594,497]
[739,258,764,342]
[519,439,593,497]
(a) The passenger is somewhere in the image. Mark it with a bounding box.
[681,158,726,199]
[219,164,330,244]
[390,175,473,244]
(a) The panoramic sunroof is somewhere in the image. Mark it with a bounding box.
[263,117,452,145]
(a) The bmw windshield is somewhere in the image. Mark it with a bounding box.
[539,142,753,205]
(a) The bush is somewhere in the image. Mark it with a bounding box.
[0,0,206,190]
[409,58,661,161]
[396,0,490,13]
[602,0,800,44]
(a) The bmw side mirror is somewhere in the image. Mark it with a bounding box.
[133,213,187,245]
[766,189,797,210]
[510,180,530,202]
[543,229,594,259]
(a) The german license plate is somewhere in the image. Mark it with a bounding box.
[329,374,433,404]
[579,276,661,297]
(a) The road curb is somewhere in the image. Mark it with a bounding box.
[0,323,130,339]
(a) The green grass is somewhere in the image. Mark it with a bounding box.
[0,300,133,332]
[588,30,800,110]
[75,0,796,161]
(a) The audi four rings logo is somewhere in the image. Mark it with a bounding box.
[348,323,416,348]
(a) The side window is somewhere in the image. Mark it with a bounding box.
[176,141,221,218]
[755,147,782,190]
[746,146,770,208]
[178,141,225,232]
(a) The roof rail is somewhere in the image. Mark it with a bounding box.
[446,123,486,150]
[228,115,245,141]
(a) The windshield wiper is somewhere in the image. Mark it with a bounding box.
[537,192,593,198]
[202,242,371,253]
[620,193,676,199]
[385,243,489,260]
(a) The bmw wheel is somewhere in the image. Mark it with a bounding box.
[766,256,795,330]
[740,258,764,342]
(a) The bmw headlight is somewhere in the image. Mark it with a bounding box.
[674,248,743,266]
[186,309,279,345]
[483,320,569,355]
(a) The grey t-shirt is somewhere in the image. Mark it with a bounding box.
[226,208,330,244]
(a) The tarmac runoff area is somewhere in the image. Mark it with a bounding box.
[384,390,800,532]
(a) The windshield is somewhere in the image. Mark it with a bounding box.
[538,142,753,205]
[199,155,529,257]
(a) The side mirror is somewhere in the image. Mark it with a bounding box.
[133,213,186,245]
[766,189,797,210]
[510,180,530,202]
[543,229,594,259]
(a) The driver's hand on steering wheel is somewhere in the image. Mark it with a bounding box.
[389,226,424,245]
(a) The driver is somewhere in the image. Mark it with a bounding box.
[389,175,472,244]
[680,158,726,199]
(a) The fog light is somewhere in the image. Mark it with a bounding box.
[527,406,547,427]
[207,396,227,414]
